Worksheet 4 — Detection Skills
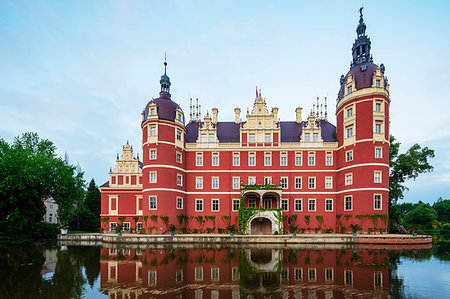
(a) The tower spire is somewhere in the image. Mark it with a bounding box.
[351,7,372,68]
[160,54,171,95]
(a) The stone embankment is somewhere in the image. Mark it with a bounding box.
[58,233,432,249]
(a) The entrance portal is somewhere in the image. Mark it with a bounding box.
[250,217,272,235]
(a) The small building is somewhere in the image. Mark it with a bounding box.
[43,196,58,224]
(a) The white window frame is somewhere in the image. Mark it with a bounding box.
[374,171,382,183]
[150,171,157,183]
[195,267,203,281]
[325,176,333,189]
[264,133,271,143]
[308,177,316,189]
[233,153,240,166]
[294,199,302,211]
[280,177,288,189]
[374,194,382,210]
[149,149,157,160]
[346,150,353,162]
[264,177,272,185]
[176,197,183,209]
[212,152,219,166]
[375,147,382,159]
[196,153,203,166]
[211,199,220,212]
[176,152,182,163]
[248,152,256,166]
[232,199,240,212]
[149,196,157,210]
[345,173,353,185]
[248,133,256,143]
[196,177,203,189]
[150,126,157,136]
[344,196,353,211]
[295,152,302,166]
[325,199,333,212]
[281,199,288,211]
[248,176,256,185]
[177,174,183,186]
[211,177,219,189]
[295,177,302,189]
[308,199,316,212]
[195,199,204,212]
[232,177,240,189]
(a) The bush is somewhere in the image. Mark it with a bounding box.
[441,223,450,239]
[35,222,59,239]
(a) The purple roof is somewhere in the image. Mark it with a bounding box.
[338,62,378,100]
[100,181,109,188]
[186,120,336,143]
[143,93,184,123]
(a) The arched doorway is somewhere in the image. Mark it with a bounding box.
[251,217,272,235]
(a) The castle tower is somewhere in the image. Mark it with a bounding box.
[141,59,186,233]
[335,8,390,232]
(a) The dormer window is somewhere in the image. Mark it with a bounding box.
[176,129,182,141]
[201,134,206,143]
[265,133,271,143]
[313,133,318,142]
[348,86,352,94]
[376,80,380,88]
[151,108,156,116]
[249,134,255,143]
[304,133,310,142]
[177,113,182,121]
[208,134,215,143]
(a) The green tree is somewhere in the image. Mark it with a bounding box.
[396,202,415,216]
[403,203,437,229]
[433,199,450,223]
[389,135,435,206]
[85,179,101,217]
[0,132,85,238]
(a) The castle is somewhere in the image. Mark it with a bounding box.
[100,10,390,234]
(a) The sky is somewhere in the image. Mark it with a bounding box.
[1,0,450,204]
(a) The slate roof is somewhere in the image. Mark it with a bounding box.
[143,93,184,123]
[338,62,378,100]
[186,120,336,143]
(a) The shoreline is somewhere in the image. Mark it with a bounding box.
[58,233,432,248]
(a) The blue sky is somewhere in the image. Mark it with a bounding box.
[1,0,449,204]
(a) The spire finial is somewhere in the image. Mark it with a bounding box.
[164,52,167,74]
[159,54,171,95]
[351,7,371,68]
[359,6,363,19]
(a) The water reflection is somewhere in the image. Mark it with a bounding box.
[98,245,397,298]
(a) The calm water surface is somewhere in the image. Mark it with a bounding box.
[1,241,449,298]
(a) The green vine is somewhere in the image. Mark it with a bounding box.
[304,215,310,226]
[150,215,158,223]
[336,214,346,233]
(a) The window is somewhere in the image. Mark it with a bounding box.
[196,155,203,166]
[308,268,317,282]
[308,177,316,189]
[313,133,318,142]
[374,272,383,288]
[195,267,203,281]
[280,156,287,166]
[325,268,334,281]
[211,268,219,281]
[208,134,215,143]
[294,199,302,211]
[294,268,303,281]
[345,196,352,211]
[212,156,219,166]
[264,199,272,209]
[304,133,310,142]
[326,155,333,166]
[149,196,157,210]
[346,127,354,138]
[232,199,240,211]
[177,197,183,209]
[346,150,353,162]
[348,86,352,94]
[176,270,183,283]
[176,152,182,163]
[264,156,271,166]
[150,126,157,136]
[195,199,203,212]
[233,177,240,189]
[249,153,256,166]
[176,129,182,141]
[345,173,353,185]
[196,177,203,189]
[295,177,302,189]
[375,122,382,134]
[375,147,382,158]
[177,113,182,121]
[281,199,288,211]
[49,214,52,222]
[295,153,302,166]
[280,177,288,189]
[248,199,256,208]
[150,108,156,115]
[264,177,272,185]
[148,271,157,286]
[232,268,240,281]
[150,149,157,160]
[308,156,315,166]
[137,222,143,231]
[149,172,157,183]
[325,199,333,211]
[374,171,382,183]
[376,80,380,88]
[123,222,130,231]
[212,199,219,211]
[211,177,219,189]
[347,107,353,118]
[345,270,353,286]
[375,102,381,112]
[201,134,206,143]
[374,194,382,210]
[249,133,255,143]
[265,133,271,143]
[177,174,182,186]
[281,268,288,282]
[325,177,333,189]
[110,222,117,231]
[308,199,316,211]
[248,177,256,185]
[233,153,240,166]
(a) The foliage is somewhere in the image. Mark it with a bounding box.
[440,223,450,238]
[304,215,310,226]
[349,223,362,233]
[389,135,435,206]
[0,132,85,238]
[433,199,450,223]
[403,203,437,229]
[396,202,415,216]
[84,179,100,220]
[150,215,158,223]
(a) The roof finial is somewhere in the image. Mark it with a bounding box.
[164,52,167,74]
[256,86,258,99]
[359,6,363,19]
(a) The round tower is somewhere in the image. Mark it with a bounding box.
[335,8,390,232]
[141,59,186,233]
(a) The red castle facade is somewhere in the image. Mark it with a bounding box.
[100,11,390,234]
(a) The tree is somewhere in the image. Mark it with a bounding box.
[396,202,415,216]
[433,199,450,223]
[0,132,85,238]
[85,179,101,219]
[389,135,435,206]
[402,203,437,229]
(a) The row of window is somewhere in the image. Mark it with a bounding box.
[344,170,383,185]
[345,122,384,139]
[145,194,383,212]
[148,126,183,142]
[345,147,383,162]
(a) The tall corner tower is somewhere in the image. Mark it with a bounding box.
[335,8,390,231]
[141,59,186,232]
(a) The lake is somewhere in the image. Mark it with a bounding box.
[1,241,449,298]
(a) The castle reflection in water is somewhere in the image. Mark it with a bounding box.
[100,245,390,299]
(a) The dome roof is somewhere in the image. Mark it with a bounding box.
[143,92,184,122]
[338,62,378,100]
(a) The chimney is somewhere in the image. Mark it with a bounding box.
[234,107,241,124]
[272,107,279,121]
[295,107,303,123]
[212,107,218,124]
